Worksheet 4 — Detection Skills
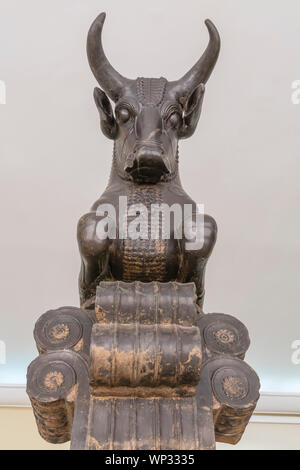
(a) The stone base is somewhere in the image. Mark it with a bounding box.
[27,281,260,450]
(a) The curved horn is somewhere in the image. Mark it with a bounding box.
[87,12,132,102]
[171,19,220,100]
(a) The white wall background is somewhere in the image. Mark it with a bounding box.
[0,0,299,445]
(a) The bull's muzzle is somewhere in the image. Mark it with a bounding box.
[124,144,170,183]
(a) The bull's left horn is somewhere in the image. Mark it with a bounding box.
[170,19,220,100]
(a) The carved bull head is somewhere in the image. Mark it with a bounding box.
[87,12,220,184]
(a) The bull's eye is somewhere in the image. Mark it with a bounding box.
[117,107,131,123]
[168,111,181,128]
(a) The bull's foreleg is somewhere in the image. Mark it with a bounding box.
[77,212,111,307]
[178,214,217,309]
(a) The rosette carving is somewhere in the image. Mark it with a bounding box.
[198,313,250,359]
[27,350,89,444]
[200,356,260,444]
[33,306,94,357]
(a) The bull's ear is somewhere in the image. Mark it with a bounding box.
[93,87,118,140]
[179,83,205,139]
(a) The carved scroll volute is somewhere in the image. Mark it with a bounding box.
[196,313,259,445]
[26,350,89,444]
[27,307,94,445]
[201,357,260,445]
[90,323,202,397]
[198,313,250,360]
[95,281,198,326]
[33,306,95,358]
[90,281,202,398]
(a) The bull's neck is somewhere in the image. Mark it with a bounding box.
[108,144,182,190]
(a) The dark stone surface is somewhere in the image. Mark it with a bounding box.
[27,12,260,450]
